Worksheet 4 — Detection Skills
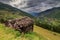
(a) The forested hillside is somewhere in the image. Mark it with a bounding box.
[35,7,60,33]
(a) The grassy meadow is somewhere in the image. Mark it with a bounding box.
[0,24,47,40]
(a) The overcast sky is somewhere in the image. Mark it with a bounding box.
[0,0,60,13]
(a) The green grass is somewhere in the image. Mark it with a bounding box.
[24,32,47,40]
[34,25,60,40]
[0,24,47,40]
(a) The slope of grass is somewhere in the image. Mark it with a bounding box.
[34,25,60,40]
[0,24,47,40]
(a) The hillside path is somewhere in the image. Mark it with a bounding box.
[34,25,60,40]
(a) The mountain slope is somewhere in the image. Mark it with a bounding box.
[35,7,60,33]
[37,7,60,19]
[0,2,34,22]
[0,2,34,18]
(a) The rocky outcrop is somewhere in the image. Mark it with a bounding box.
[5,16,34,33]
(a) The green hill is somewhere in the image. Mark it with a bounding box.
[35,7,60,33]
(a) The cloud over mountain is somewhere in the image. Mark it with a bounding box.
[0,0,60,13]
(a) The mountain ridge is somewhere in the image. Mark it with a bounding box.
[0,2,34,23]
[0,2,34,18]
[33,7,60,19]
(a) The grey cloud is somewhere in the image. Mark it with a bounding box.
[21,0,60,9]
[0,0,10,2]
[0,0,12,3]
[0,0,60,13]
